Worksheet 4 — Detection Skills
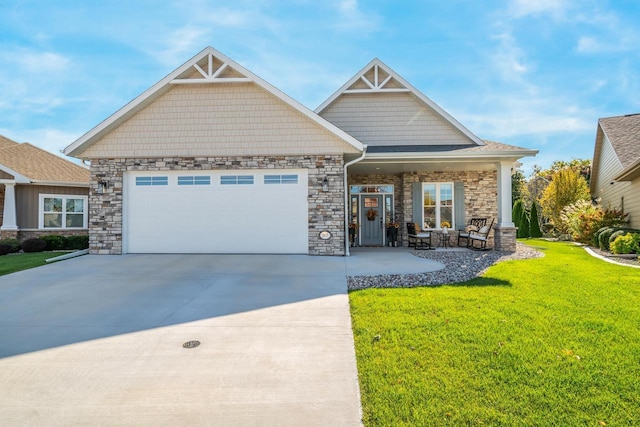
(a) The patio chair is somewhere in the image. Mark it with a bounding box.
[457,217,488,247]
[468,219,494,250]
[406,222,433,250]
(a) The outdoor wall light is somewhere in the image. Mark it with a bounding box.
[98,181,108,194]
[322,177,329,192]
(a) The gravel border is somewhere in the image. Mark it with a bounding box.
[347,243,544,290]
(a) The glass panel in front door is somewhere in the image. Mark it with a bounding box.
[360,196,383,245]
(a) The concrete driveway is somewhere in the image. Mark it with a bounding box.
[0,254,367,426]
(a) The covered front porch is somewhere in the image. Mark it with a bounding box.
[345,150,518,252]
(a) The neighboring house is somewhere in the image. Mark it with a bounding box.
[591,113,640,229]
[0,135,90,241]
[63,46,537,255]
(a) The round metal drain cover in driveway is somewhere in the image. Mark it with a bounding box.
[183,340,201,349]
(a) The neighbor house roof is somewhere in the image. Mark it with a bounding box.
[592,113,640,188]
[64,46,365,157]
[0,135,19,149]
[0,136,89,185]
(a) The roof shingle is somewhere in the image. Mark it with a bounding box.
[599,114,640,168]
[0,137,89,184]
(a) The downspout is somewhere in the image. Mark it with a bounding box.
[344,145,367,256]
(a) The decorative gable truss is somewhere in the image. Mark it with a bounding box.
[344,63,410,94]
[171,52,251,84]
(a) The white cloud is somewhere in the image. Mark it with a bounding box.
[0,49,71,75]
[507,0,570,19]
[489,29,531,82]
[150,26,212,67]
[333,0,381,33]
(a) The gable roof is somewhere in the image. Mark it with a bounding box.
[592,113,640,188]
[0,137,89,185]
[315,58,485,146]
[64,46,364,157]
[0,135,19,150]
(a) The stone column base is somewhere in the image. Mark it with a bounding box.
[0,230,18,240]
[493,225,517,252]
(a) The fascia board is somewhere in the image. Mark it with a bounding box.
[0,164,30,183]
[363,149,538,160]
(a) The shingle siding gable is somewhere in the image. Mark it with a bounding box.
[319,92,472,146]
[81,83,359,158]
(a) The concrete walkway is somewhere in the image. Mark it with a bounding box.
[0,251,443,426]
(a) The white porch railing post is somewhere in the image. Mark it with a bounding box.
[1,182,18,231]
[497,161,515,228]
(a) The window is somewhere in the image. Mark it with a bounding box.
[178,176,211,186]
[221,175,254,185]
[264,174,298,184]
[40,195,88,229]
[136,176,168,186]
[350,185,393,194]
[422,183,454,228]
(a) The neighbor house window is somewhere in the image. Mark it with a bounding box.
[423,183,454,228]
[221,175,254,185]
[39,195,88,229]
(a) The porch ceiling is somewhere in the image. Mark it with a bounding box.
[348,158,500,174]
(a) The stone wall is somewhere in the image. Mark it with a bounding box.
[90,155,345,255]
[401,170,498,247]
[16,229,88,242]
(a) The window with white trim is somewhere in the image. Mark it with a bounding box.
[39,195,88,229]
[178,176,211,186]
[264,174,298,184]
[136,176,168,186]
[221,175,254,185]
[422,183,454,229]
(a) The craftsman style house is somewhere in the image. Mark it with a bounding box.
[64,46,537,255]
[0,135,90,241]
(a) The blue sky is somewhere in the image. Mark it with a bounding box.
[1,0,639,174]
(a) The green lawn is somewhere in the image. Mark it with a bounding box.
[0,252,71,276]
[350,240,640,426]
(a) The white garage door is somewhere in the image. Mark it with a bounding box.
[124,170,309,254]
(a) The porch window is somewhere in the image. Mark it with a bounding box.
[39,195,88,229]
[422,183,454,229]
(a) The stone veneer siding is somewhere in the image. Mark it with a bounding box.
[90,156,345,256]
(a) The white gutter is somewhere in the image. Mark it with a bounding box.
[344,146,368,256]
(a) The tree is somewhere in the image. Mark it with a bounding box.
[512,168,528,205]
[529,202,543,237]
[519,206,530,238]
[539,168,590,233]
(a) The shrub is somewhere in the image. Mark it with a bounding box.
[599,228,616,251]
[0,245,13,256]
[0,238,20,253]
[66,235,89,250]
[610,233,640,254]
[592,226,609,247]
[608,230,627,245]
[519,207,530,238]
[42,235,68,251]
[529,203,543,238]
[21,238,47,253]
[513,199,524,235]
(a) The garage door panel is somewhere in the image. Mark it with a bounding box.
[125,170,309,254]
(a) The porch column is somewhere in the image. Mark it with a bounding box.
[1,182,18,231]
[494,161,517,251]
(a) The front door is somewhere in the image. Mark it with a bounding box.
[360,195,384,246]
